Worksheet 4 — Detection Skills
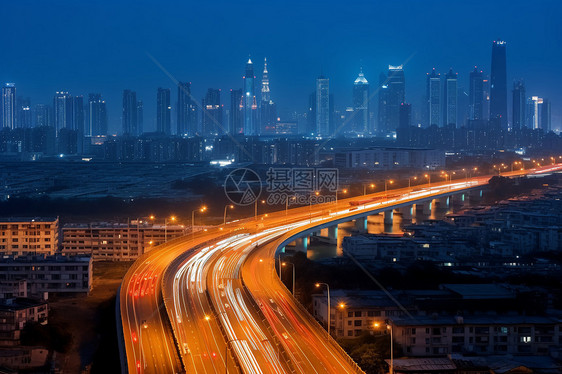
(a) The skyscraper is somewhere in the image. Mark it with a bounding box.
[177,82,198,136]
[136,100,144,135]
[386,65,405,132]
[352,67,369,134]
[443,68,458,127]
[229,89,243,134]
[16,97,32,128]
[156,88,171,135]
[260,58,277,134]
[35,104,53,128]
[490,40,508,129]
[316,75,330,137]
[512,80,526,132]
[468,67,484,121]
[541,98,551,132]
[53,91,74,133]
[426,69,441,127]
[377,73,389,133]
[202,88,223,136]
[2,83,16,129]
[88,93,107,136]
[242,58,257,135]
[529,96,543,130]
[122,89,138,135]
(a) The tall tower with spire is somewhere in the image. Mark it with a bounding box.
[352,67,369,134]
[260,58,276,134]
[242,57,257,135]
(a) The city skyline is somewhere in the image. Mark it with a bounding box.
[1,0,560,133]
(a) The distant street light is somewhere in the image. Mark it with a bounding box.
[315,282,331,335]
[282,262,295,295]
[223,204,234,225]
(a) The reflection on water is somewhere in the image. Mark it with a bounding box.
[306,197,463,261]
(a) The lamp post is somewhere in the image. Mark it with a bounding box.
[408,177,417,189]
[363,183,375,195]
[424,174,431,188]
[255,200,266,220]
[165,216,176,242]
[192,206,207,236]
[223,204,234,225]
[374,320,393,374]
[385,180,394,198]
[282,262,295,295]
[315,282,331,335]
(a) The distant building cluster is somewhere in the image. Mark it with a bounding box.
[0,41,558,164]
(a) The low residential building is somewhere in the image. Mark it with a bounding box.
[0,217,59,256]
[0,347,49,371]
[0,298,48,346]
[62,221,187,261]
[0,280,27,299]
[0,255,92,296]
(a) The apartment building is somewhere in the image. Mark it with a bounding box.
[0,217,59,256]
[0,298,48,346]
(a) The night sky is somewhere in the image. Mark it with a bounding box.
[2,0,561,133]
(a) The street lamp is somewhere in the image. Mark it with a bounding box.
[374,320,394,374]
[255,199,266,220]
[363,183,375,195]
[165,216,176,242]
[424,174,431,187]
[192,206,207,235]
[385,180,394,198]
[335,189,348,205]
[315,282,331,335]
[223,204,234,225]
[408,177,417,189]
[282,262,295,295]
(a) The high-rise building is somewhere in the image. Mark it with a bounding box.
[529,96,543,130]
[512,80,526,132]
[2,83,16,129]
[73,96,84,133]
[468,67,484,121]
[443,68,458,127]
[377,73,389,133]
[399,103,412,128]
[122,89,138,135]
[242,58,257,135]
[136,100,144,135]
[229,89,243,134]
[53,91,74,133]
[426,69,441,127]
[490,40,508,129]
[541,98,551,132]
[386,65,405,132]
[260,58,277,134]
[202,88,223,136]
[156,88,171,135]
[35,104,53,128]
[16,97,32,128]
[177,82,198,136]
[352,67,369,134]
[88,93,107,136]
[316,75,330,137]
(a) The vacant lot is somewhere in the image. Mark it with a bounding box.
[49,261,132,373]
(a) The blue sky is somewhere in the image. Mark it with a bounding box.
[2,0,561,132]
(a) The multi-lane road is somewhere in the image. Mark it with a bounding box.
[118,165,562,373]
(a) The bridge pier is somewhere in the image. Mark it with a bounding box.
[354,217,368,232]
[295,237,308,253]
[398,206,413,221]
[328,225,338,240]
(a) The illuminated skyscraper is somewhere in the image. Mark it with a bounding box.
[177,82,198,136]
[156,88,171,135]
[468,67,484,121]
[426,69,441,126]
[122,89,138,135]
[1,83,16,129]
[260,58,277,134]
[316,75,330,137]
[490,40,508,129]
[202,88,223,136]
[242,58,257,135]
[352,67,369,134]
[541,98,551,132]
[35,104,53,128]
[88,93,107,136]
[377,73,389,133]
[386,65,405,132]
[53,91,74,133]
[512,80,525,132]
[443,68,458,127]
[229,89,243,134]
